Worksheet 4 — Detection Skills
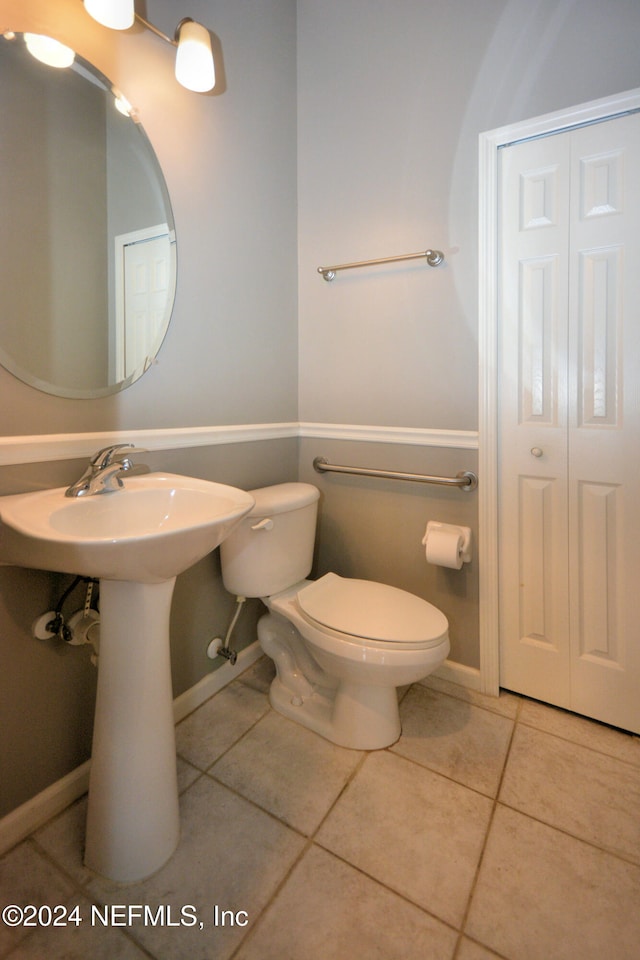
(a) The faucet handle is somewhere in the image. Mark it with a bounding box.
[112,446,148,463]
[90,444,132,468]
[90,444,147,468]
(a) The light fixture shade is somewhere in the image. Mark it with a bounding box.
[24,33,75,69]
[84,0,135,31]
[175,20,215,93]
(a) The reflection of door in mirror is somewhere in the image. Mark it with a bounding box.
[113,225,176,382]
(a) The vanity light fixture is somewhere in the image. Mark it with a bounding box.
[173,19,215,93]
[83,0,134,31]
[24,32,75,68]
[82,2,216,93]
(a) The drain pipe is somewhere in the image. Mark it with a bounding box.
[206,596,246,666]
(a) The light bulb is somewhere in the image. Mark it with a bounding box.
[24,34,75,69]
[175,20,215,93]
[83,0,135,31]
[114,93,133,117]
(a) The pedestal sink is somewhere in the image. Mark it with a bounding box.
[0,473,255,882]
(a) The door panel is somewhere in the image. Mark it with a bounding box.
[499,113,640,732]
[567,116,640,731]
[123,234,172,378]
[498,133,571,708]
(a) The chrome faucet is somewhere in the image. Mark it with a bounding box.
[65,444,148,498]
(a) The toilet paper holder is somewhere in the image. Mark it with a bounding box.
[422,521,472,564]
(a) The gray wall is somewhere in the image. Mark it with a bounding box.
[297,0,640,430]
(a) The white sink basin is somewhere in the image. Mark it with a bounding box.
[0,472,255,583]
[0,471,255,882]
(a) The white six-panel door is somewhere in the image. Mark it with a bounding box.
[498,112,640,733]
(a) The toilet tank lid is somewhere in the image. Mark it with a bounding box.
[247,482,320,516]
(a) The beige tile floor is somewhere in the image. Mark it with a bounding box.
[2,658,640,960]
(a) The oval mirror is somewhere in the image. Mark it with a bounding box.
[0,32,176,398]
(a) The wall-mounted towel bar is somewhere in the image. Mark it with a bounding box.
[317,248,444,281]
[313,457,478,491]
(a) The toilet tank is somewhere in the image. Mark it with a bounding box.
[220,482,320,598]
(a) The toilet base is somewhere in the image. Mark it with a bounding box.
[268,674,401,750]
[258,610,403,749]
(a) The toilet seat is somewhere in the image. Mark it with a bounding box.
[296,573,448,646]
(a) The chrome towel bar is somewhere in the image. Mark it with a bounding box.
[313,457,478,492]
[317,248,444,281]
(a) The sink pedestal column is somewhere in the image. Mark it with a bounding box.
[84,578,180,882]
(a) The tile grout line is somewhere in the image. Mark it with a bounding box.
[307,736,468,941]
[176,704,272,778]
[493,798,640,871]
[212,708,373,959]
[309,838,464,941]
[225,836,316,960]
[450,695,524,959]
[226,746,372,959]
[514,716,640,771]
[499,714,640,869]
[426,679,640,769]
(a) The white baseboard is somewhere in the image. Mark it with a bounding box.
[0,642,263,858]
[435,657,483,692]
[172,641,263,723]
[0,761,92,860]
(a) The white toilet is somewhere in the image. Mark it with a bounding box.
[220,482,449,749]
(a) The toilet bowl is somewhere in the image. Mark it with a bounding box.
[220,483,450,750]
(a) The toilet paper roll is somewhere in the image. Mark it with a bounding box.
[425,528,464,570]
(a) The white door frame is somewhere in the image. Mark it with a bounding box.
[477,87,640,697]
